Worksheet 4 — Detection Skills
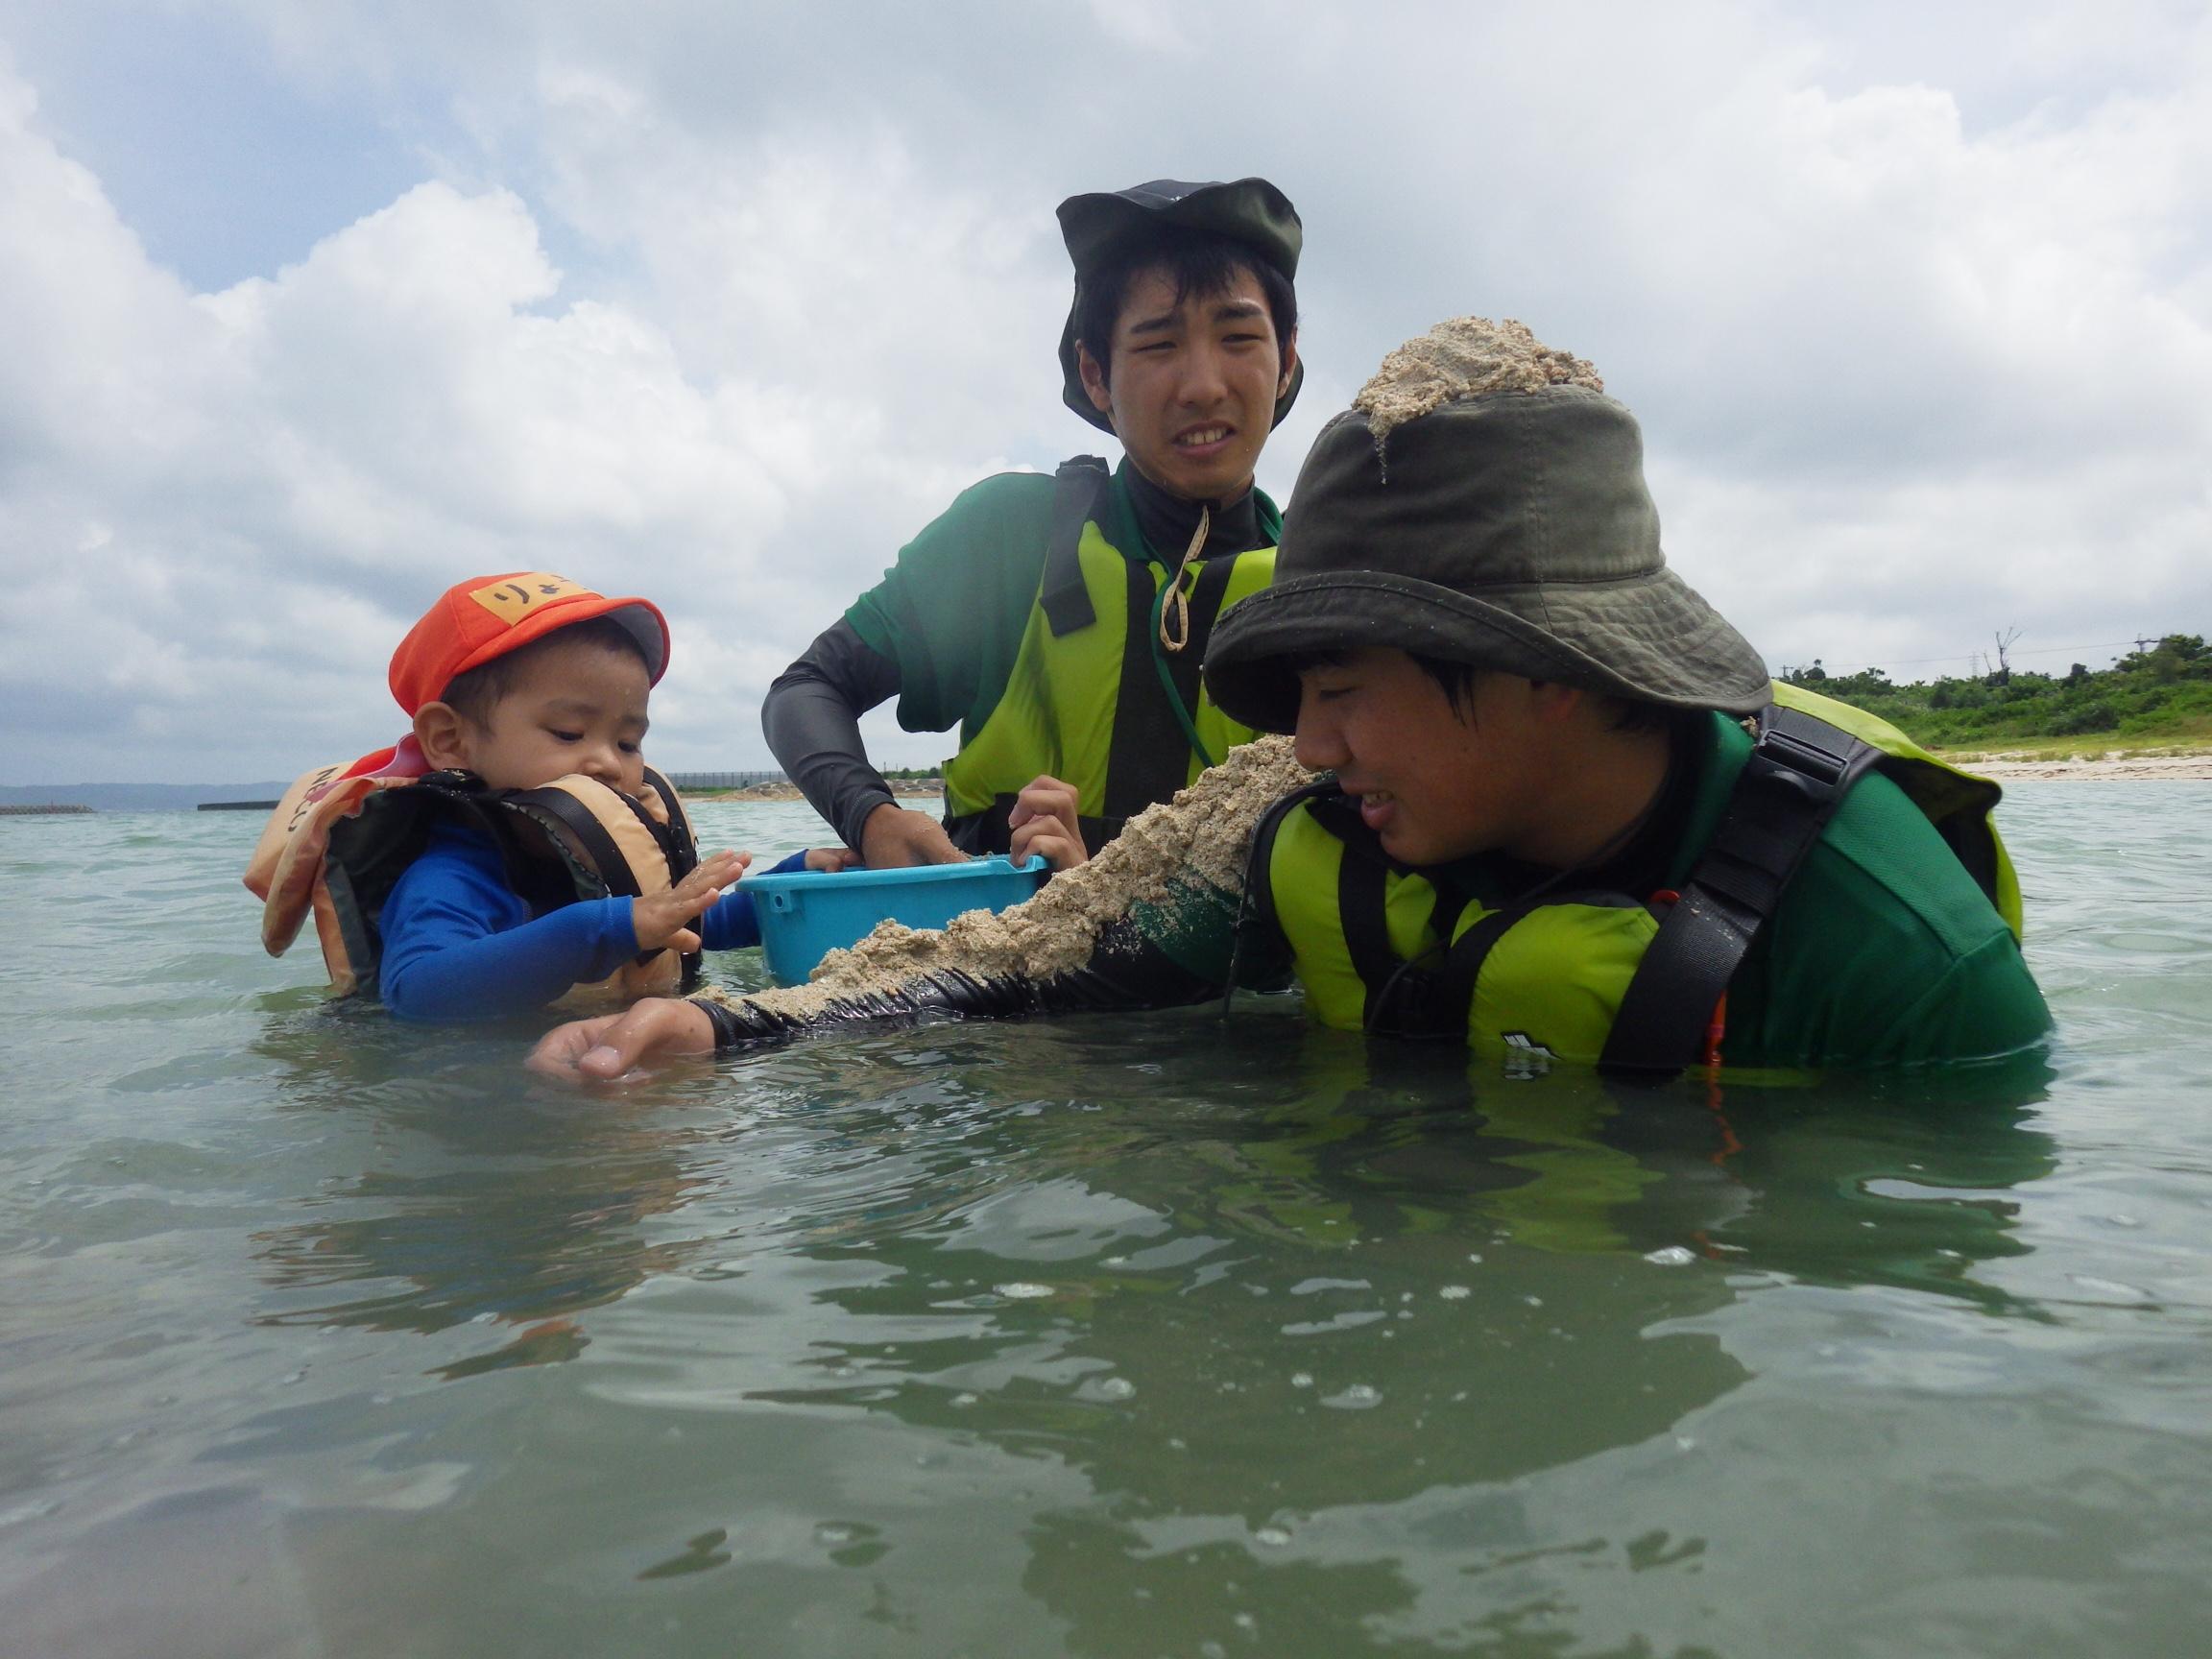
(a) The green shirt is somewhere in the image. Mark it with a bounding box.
[844,464,1284,746]
[1662,713,2051,1070]
[1138,712,2052,1072]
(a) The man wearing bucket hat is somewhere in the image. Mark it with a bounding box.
[535,321,2051,1080]
[762,176,1303,873]
[1187,321,2051,1071]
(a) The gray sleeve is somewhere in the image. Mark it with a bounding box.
[761,618,910,851]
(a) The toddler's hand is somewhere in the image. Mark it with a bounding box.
[804,846,862,873]
[632,849,750,952]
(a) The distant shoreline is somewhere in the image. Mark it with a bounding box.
[681,760,2212,801]
[17,746,2204,819]
[687,781,943,803]
[688,755,2212,800]
[1960,753,2212,782]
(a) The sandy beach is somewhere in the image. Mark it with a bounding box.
[1961,753,2212,782]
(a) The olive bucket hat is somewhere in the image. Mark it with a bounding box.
[1204,352,1772,733]
[1055,176,1304,433]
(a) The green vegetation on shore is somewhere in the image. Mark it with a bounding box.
[685,644,2212,799]
[1783,634,2212,756]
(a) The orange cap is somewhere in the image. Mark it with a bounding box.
[388,572,670,714]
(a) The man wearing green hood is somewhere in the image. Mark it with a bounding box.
[538,321,2051,1082]
[763,178,1303,871]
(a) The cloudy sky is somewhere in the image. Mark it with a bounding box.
[1,1,2205,784]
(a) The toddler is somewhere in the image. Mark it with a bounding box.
[248,572,846,1021]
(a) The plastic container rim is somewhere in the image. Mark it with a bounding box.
[737,854,1045,894]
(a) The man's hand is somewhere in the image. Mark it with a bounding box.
[632,849,750,952]
[803,845,863,873]
[525,998,720,1083]
[860,803,968,869]
[1008,774,1089,871]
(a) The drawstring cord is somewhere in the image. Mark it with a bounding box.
[1157,505,1210,653]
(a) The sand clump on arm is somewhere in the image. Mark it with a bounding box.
[1355,317,1604,448]
[699,734,1312,1024]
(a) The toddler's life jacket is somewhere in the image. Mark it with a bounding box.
[244,755,703,1004]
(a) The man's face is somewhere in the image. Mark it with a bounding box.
[1079,263,1295,503]
[1291,648,1552,868]
[454,636,651,797]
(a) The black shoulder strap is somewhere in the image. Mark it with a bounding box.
[1040,454,1113,637]
[1101,557,1248,829]
[1221,781,1336,1010]
[628,766,703,988]
[1380,886,1644,1042]
[1264,782,1468,1039]
[324,771,511,990]
[1599,704,1884,1078]
[637,765,699,883]
[1337,837,1403,1027]
[500,786,643,899]
[497,781,702,980]
[1420,903,1520,1036]
[1162,554,1238,709]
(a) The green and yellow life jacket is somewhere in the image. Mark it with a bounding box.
[1767,684,2020,931]
[1249,686,2020,1074]
[941,456,1276,854]
[246,760,704,1006]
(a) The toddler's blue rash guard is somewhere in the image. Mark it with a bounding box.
[378,819,808,1022]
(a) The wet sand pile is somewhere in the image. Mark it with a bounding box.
[700,735,1312,1022]
[1355,317,1604,445]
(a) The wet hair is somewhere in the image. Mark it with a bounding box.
[1407,654,1486,718]
[1411,656,1696,735]
[1074,225,1298,390]
[438,616,651,728]
[1291,648,1699,736]
[1281,649,1494,718]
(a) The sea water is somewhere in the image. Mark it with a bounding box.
[1,785,2208,1657]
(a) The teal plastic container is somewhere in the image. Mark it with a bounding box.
[736,856,1048,985]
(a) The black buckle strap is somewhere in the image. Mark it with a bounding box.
[637,765,698,881]
[1040,455,1111,637]
[1746,704,1857,796]
[1222,781,1338,1014]
[1599,705,1881,1079]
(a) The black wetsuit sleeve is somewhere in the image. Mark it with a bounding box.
[689,817,1284,1056]
[761,619,909,852]
[695,913,1230,1053]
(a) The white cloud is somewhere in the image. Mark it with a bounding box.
[0,74,811,781]
[1078,0,1191,56]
